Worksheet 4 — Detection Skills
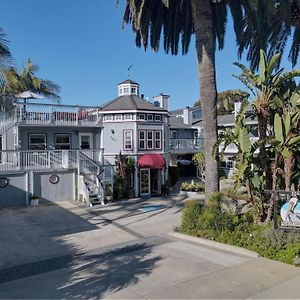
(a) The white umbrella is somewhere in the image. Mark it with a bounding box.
[15,91,45,100]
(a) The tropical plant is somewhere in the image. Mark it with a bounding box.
[234,50,300,188]
[0,59,61,109]
[215,100,265,222]
[0,27,12,84]
[119,0,300,199]
[193,152,205,181]
[267,111,300,221]
[236,0,300,70]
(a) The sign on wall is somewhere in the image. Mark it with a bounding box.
[0,178,9,188]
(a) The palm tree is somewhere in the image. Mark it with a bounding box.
[120,0,248,197]
[236,0,300,69]
[119,0,300,198]
[0,27,12,84]
[1,59,60,103]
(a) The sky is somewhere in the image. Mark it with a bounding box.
[0,0,296,110]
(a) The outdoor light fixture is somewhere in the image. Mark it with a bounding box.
[111,129,115,135]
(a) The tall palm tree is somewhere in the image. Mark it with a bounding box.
[119,0,300,198]
[0,27,12,84]
[1,59,61,102]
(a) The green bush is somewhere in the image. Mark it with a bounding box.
[180,181,204,192]
[180,192,300,267]
[181,200,203,235]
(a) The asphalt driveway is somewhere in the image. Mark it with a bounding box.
[0,196,300,299]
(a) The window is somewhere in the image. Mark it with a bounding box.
[155,115,161,121]
[119,88,122,95]
[124,130,133,150]
[171,130,178,139]
[124,114,132,120]
[155,131,161,149]
[147,131,153,149]
[115,114,122,121]
[124,87,129,94]
[131,87,136,94]
[55,134,71,149]
[138,114,145,120]
[147,114,153,121]
[105,114,113,121]
[29,134,46,150]
[139,130,146,150]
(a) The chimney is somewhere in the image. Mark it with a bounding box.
[234,102,242,118]
[183,106,193,125]
[153,93,170,111]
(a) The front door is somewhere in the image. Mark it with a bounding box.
[140,169,150,195]
[79,133,93,150]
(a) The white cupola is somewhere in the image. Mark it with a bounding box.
[118,79,140,96]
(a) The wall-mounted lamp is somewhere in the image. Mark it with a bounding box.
[111,129,115,135]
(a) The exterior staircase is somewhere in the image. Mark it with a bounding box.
[78,151,105,206]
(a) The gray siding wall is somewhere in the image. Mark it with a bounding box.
[0,172,27,207]
[33,170,75,202]
[19,127,101,150]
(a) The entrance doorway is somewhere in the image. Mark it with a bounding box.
[140,168,160,196]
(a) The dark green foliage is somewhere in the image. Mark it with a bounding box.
[180,192,300,266]
[181,200,203,235]
[113,175,125,200]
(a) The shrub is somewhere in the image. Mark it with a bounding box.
[180,192,300,266]
[180,181,204,192]
[181,200,203,235]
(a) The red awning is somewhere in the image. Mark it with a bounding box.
[137,154,165,169]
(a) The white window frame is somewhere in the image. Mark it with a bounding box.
[147,114,153,121]
[105,114,113,121]
[124,114,132,120]
[155,114,161,121]
[55,134,71,150]
[147,131,153,149]
[139,130,146,150]
[29,134,47,150]
[124,130,133,150]
[138,114,145,120]
[154,131,161,149]
[114,114,122,121]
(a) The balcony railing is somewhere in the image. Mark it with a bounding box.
[0,149,103,172]
[170,138,204,153]
[4,102,103,127]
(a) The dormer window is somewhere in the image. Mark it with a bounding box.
[131,88,136,94]
[147,114,153,121]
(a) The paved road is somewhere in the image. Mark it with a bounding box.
[0,196,300,299]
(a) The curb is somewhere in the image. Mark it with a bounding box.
[168,231,259,258]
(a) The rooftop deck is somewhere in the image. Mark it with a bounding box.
[1,102,102,127]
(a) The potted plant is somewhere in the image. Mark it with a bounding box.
[105,185,113,201]
[30,194,39,206]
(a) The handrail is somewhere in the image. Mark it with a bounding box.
[15,101,101,110]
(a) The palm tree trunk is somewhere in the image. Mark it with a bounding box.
[266,155,280,221]
[284,155,295,192]
[191,0,219,200]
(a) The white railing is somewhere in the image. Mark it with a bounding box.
[170,139,204,153]
[0,149,104,173]
[11,102,102,126]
